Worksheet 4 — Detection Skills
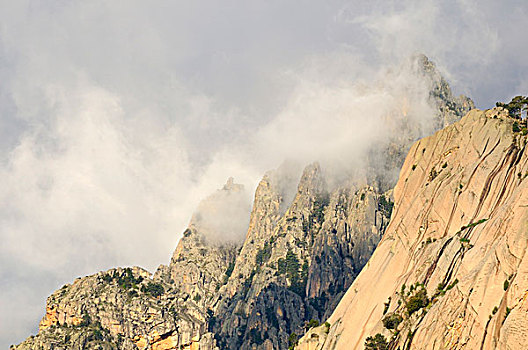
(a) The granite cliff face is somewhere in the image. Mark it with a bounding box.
[14,55,475,350]
[297,108,528,350]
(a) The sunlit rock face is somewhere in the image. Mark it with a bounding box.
[297,108,528,350]
[14,265,208,350]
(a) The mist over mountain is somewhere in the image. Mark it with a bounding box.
[1,1,527,348]
[13,54,474,349]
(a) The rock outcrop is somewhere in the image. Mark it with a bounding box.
[416,53,475,129]
[296,108,528,350]
[14,266,211,350]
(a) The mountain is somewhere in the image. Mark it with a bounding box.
[296,107,528,350]
[13,55,474,350]
[210,162,392,349]
[206,54,473,350]
[14,179,250,350]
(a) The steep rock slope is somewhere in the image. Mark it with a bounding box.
[297,108,528,350]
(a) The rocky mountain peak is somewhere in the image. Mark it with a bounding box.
[188,177,249,245]
[222,177,241,192]
[296,162,325,196]
[413,53,475,128]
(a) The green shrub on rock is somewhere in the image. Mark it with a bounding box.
[382,313,403,330]
[364,333,388,350]
[406,288,429,316]
[141,282,164,298]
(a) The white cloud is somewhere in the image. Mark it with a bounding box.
[0,78,201,344]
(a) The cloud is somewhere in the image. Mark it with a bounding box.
[0,0,526,347]
[0,76,206,344]
[332,0,527,106]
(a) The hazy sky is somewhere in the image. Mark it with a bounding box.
[1,0,527,347]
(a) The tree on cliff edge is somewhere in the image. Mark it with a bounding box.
[496,95,528,119]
